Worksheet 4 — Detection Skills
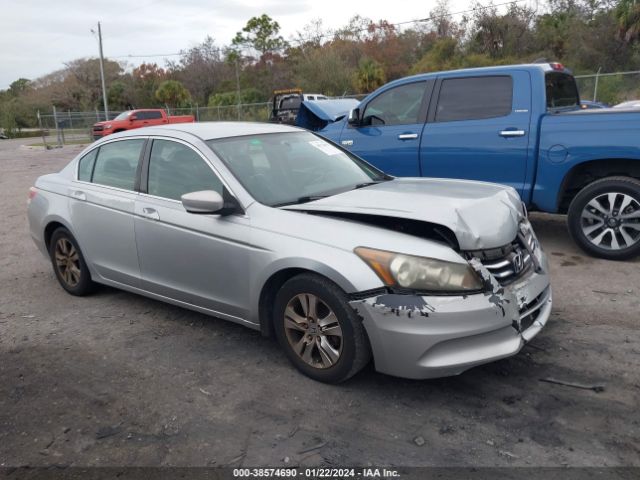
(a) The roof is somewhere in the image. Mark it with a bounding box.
[381,63,567,90]
[131,121,302,140]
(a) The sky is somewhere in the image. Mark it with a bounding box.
[0,0,487,89]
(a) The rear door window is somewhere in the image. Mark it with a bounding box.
[147,139,223,201]
[77,149,98,181]
[435,76,513,122]
[91,139,145,190]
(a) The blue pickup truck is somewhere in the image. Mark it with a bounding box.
[300,63,640,260]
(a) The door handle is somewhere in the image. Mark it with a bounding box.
[499,129,526,137]
[141,207,160,220]
[397,133,418,140]
[70,190,86,201]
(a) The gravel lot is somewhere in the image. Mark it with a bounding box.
[0,138,638,468]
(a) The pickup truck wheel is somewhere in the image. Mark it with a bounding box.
[273,273,371,383]
[568,176,640,260]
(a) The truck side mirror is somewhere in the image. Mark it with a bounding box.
[348,108,361,126]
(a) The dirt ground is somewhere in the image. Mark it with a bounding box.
[0,138,638,468]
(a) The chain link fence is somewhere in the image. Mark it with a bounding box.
[574,70,640,106]
[33,103,275,148]
[31,96,368,149]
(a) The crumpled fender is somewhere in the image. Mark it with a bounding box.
[295,99,359,131]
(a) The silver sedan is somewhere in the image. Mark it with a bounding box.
[27,122,551,383]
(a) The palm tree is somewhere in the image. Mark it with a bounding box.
[354,58,386,94]
[615,0,640,44]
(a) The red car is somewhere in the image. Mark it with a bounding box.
[92,109,194,139]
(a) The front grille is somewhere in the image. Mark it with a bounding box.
[466,223,536,285]
[93,125,104,131]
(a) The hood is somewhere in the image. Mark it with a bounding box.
[283,178,524,250]
[295,99,359,131]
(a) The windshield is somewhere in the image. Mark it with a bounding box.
[113,111,131,121]
[207,132,387,207]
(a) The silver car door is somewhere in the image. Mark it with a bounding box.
[69,138,146,287]
[133,138,252,323]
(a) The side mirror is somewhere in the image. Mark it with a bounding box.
[348,108,360,125]
[181,190,224,214]
[129,114,137,121]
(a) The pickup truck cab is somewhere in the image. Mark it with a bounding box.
[92,109,194,140]
[311,63,640,260]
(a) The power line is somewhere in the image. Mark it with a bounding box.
[105,0,525,60]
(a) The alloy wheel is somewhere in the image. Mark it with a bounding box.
[580,192,640,251]
[54,237,81,287]
[283,293,343,369]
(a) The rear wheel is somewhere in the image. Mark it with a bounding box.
[49,227,95,295]
[568,176,640,260]
[273,273,371,383]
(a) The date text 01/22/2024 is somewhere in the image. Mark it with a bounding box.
[232,468,401,478]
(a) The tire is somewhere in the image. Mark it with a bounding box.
[567,176,640,260]
[273,273,371,383]
[49,227,96,295]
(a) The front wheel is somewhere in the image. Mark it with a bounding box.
[567,176,640,260]
[273,273,371,383]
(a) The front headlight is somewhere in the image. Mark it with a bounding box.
[355,247,483,293]
[104,124,112,129]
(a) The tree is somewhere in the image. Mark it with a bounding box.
[353,58,386,93]
[131,63,166,107]
[155,80,191,108]
[8,78,32,97]
[470,4,537,59]
[167,37,229,104]
[292,45,355,96]
[65,58,123,109]
[615,0,640,43]
[232,14,288,59]
[108,80,134,110]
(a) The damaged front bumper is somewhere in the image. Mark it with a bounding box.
[349,250,551,380]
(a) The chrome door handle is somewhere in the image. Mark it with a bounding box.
[142,207,160,220]
[397,133,418,140]
[499,129,526,137]
[71,190,86,201]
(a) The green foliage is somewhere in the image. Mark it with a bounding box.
[292,46,355,96]
[0,97,36,137]
[411,38,461,73]
[615,0,640,43]
[232,14,288,58]
[155,80,192,108]
[107,81,132,110]
[353,58,387,93]
[208,88,263,106]
[8,78,31,97]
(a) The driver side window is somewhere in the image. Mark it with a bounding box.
[362,82,426,126]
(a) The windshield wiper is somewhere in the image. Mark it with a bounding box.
[272,195,328,207]
[353,180,388,189]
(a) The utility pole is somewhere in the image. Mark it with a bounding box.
[235,58,241,120]
[97,22,109,119]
